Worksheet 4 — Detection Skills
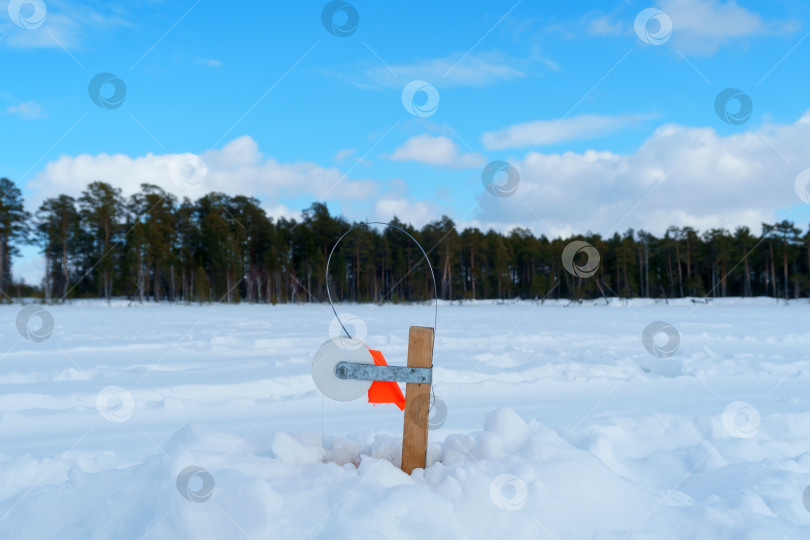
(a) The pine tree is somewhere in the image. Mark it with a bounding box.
[0,178,30,297]
[35,195,78,299]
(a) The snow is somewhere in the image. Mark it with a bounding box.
[1,298,810,538]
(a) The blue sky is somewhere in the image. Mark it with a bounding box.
[2,0,810,282]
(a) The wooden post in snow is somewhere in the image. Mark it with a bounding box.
[401,326,434,474]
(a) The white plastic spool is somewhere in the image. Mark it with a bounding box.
[311,336,374,401]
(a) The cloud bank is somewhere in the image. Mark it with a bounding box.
[475,113,810,237]
[26,113,810,245]
[26,135,440,226]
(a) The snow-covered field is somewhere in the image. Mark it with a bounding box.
[1,298,810,539]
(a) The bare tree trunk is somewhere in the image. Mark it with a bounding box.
[645,243,650,298]
[62,235,69,299]
[441,252,451,299]
[622,257,628,297]
[0,237,5,298]
[616,252,621,296]
[154,263,160,302]
[355,249,360,301]
[666,256,674,297]
[686,237,692,295]
[104,220,111,302]
[373,263,378,301]
[743,247,751,297]
[136,250,145,303]
[460,252,466,295]
[769,240,777,297]
[470,246,476,300]
[305,266,311,303]
[44,256,51,300]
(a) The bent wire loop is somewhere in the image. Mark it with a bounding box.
[324,222,439,407]
[325,221,438,338]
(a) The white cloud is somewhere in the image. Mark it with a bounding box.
[482,113,655,150]
[372,196,439,226]
[6,101,46,119]
[389,135,485,169]
[334,148,355,162]
[26,135,379,211]
[1,2,129,50]
[476,112,810,237]
[584,14,624,37]
[582,0,799,55]
[195,58,223,68]
[25,136,452,233]
[26,111,810,258]
[347,51,532,89]
[259,202,300,222]
[660,0,799,55]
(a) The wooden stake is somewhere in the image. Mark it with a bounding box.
[401,326,434,474]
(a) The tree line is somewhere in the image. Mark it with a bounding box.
[0,177,806,303]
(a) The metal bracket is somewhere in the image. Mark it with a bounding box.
[335,362,432,384]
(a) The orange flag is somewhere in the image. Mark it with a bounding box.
[367,348,406,411]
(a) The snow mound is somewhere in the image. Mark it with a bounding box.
[2,407,807,539]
